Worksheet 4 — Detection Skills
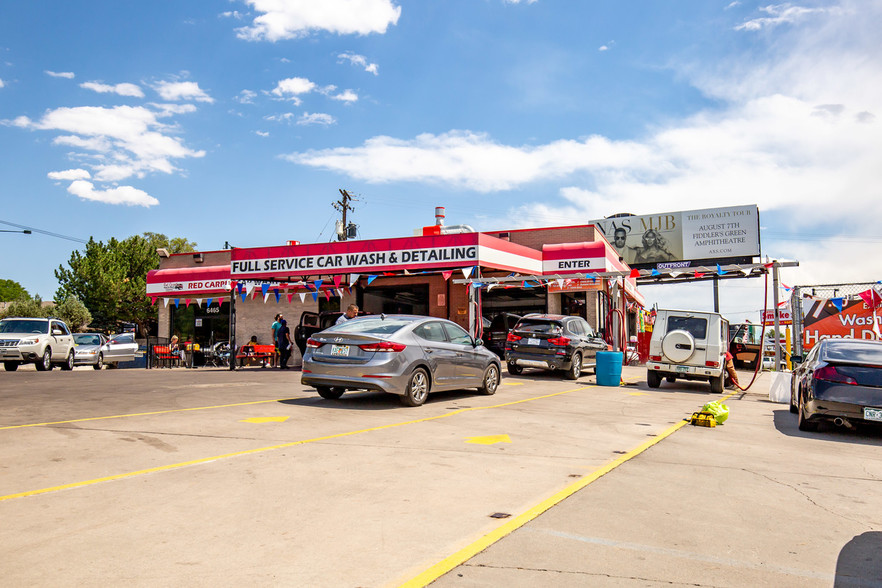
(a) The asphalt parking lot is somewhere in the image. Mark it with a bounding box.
[2,365,881,587]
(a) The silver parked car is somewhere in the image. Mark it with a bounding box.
[72,332,138,369]
[301,314,502,406]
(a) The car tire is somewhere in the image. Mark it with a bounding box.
[61,350,74,371]
[647,370,662,388]
[789,385,798,414]
[401,368,430,407]
[797,392,818,432]
[710,372,724,394]
[316,386,345,400]
[565,352,582,380]
[35,348,51,371]
[507,362,522,375]
[4,361,19,371]
[93,353,104,370]
[478,364,500,395]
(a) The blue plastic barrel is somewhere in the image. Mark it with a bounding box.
[595,351,623,386]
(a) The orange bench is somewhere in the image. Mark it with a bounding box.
[152,345,182,368]
[236,344,276,368]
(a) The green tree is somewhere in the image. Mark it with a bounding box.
[54,233,197,335]
[53,297,92,332]
[0,279,29,302]
[0,296,47,320]
[141,232,198,254]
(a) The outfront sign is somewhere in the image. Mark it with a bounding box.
[592,204,760,269]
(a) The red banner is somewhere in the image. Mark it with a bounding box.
[802,298,881,350]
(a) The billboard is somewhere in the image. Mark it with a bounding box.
[592,205,760,269]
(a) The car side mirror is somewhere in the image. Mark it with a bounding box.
[52,329,63,336]
[474,338,484,347]
[790,355,802,364]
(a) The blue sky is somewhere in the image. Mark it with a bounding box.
[2,1,880,322]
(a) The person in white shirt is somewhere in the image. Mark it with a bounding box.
[336,304,359,325]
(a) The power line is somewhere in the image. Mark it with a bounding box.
[0,219,88,244]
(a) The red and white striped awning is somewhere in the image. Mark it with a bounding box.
[146,265,230,298]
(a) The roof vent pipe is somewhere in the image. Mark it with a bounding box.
[435,207,445,226]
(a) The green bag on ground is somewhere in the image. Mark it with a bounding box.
[701,401,729,424]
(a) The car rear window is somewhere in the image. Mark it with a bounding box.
[74,334,102,345]
[0,319,48,334]
[515,319,563,335]
[666,316,708,339]
[324,317,409,336]
[823,340,882,364]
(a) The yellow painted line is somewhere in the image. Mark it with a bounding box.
[501,382,524,386]
[0,385,592,503]
[465,434,511,445]
[240,416,290,424]
[628,392,649,396]
[397,391,741,588]
[0,398,298,431]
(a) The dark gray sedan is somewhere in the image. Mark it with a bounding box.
[301,314,501,406]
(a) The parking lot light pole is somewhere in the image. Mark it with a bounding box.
[0,229,32,234]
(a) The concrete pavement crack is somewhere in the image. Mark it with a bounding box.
[459,563,715,586]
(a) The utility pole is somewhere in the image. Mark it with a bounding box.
[333,189,358,241]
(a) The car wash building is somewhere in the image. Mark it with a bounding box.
[147,217,645,367]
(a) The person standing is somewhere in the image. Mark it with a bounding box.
[277,319,292,369]
[336,304,359,325]
[271,313,282,362]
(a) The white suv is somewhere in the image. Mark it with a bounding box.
[646,309,728,393]
[0,317,76,371]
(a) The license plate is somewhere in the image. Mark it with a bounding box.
[865,407,882,422]
[676,365,689,373]
[330,345,350,357]
[527,338,540,346]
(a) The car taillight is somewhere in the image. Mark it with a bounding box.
[359,341,406,352]
[650,355,662,361]
[814,365,857,385]
[706,361,720,368]
[506,332,522,342]
[547,336,571,346]
[306,338,322,349]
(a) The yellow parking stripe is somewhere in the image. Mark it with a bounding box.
[0,398,298,431]
[397,390,740,588]
[0,385,592,503]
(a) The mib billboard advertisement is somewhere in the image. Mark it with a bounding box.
[592,205,760,269]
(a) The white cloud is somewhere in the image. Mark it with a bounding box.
[236,0,401,41]
[0,78,4,89]
[331,89,358,102]
[502,0,538,4]
[235,89,257,104]
[735,3,834,32]
[81,81,145,98]
[271,76,316,100]
[220,11,243,19]
[10,104,204,204]
[297,112,336,126]
[255,130,270,137]
[66,180,159,207]
[338,52,379,75]
[265,112,296,123]
[45,71,75,79]
[47,169,91,181]
[154,80,214,103]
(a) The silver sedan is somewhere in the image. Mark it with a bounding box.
[301,314,502,406]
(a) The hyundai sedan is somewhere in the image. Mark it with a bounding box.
[301,314,501,406]
[791,338,882,432]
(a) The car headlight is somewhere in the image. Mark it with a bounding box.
[19,338,39,346]
[78,350,96,356]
